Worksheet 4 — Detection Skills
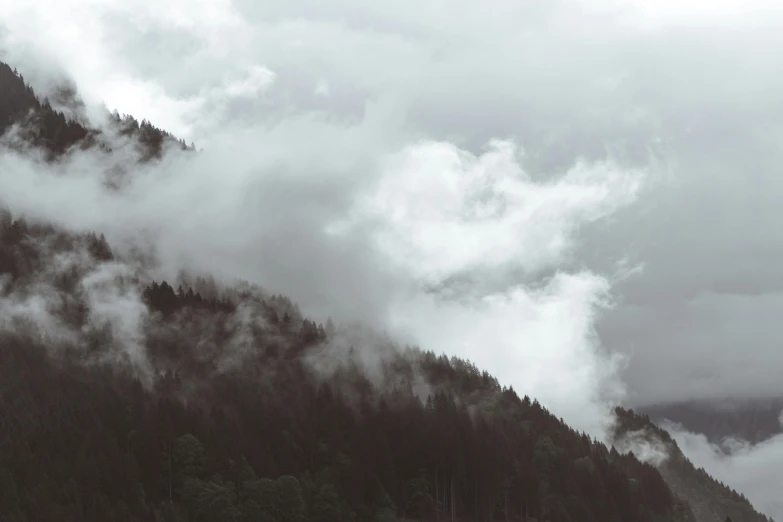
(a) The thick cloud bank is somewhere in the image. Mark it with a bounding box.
[0,131,641,439]
[4,0,783,514]
[665,423,783,522]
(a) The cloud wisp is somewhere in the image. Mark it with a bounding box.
[664,422,783,522]
[0,119,642,437]
[6,0,783,508]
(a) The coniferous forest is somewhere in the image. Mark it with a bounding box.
[0,61,774,522]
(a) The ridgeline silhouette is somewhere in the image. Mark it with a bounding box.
[0,61,772,522]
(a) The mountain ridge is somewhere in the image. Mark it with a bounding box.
[612,408,772,522]
[0,59,773,522]
[638,400,783,447]
[0,61,193,161]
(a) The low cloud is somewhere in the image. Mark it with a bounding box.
[0,233,151,376]
[613,428,670,467]
[5,0,783,502]
[0,119,640,437]
[664,423,783,522]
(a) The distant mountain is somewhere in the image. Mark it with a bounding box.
[613,408,773,522]
[639,400,783,446]
[0,59,771,522]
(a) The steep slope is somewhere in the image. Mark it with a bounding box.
[613,408,773,522]
[0,61,192,160]
[0,212,695,522]
[0,58,767,522]
[0,61,92,154]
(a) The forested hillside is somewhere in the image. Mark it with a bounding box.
[0,62,192,160]
[0,59,769,522]
[613,409,772,522]
[0,211,695,522]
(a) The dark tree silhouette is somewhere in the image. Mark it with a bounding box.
[0,59,772,522]
[0,61,193,161]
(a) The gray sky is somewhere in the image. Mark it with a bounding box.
[6,0,782,407]
[3,0,783,515]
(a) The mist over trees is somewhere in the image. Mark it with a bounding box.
[0,209,692,522]
[0,60,773,522]
[0,62,192,161]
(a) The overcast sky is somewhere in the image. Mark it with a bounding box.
[2,0,783,515]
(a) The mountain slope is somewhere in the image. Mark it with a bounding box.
[0,213,695,522]
[0,59,769,522]
[0,62,192,160]
[613,408,773,522]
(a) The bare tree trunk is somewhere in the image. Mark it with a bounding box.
[488,493,492,522]
[167,446,172,503]
[521,490,527,522]
[450,476,455,522]
[435,470,441,520]
[475,481,479,522]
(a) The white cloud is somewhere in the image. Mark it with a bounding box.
[0,0,254,138]
[666,425,783,521]
[314,78,330,97]
[221,65,276,98]
[389,272,626,436]
[0,130,639,440]
[349,140,641,284]
[4,0,783,507]
[80,261,151,378]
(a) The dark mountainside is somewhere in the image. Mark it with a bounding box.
[0,219,694,522]
[639,400,783,447]
[612,410,773,522]
[0,61,771,522]
[0,62,193,161]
